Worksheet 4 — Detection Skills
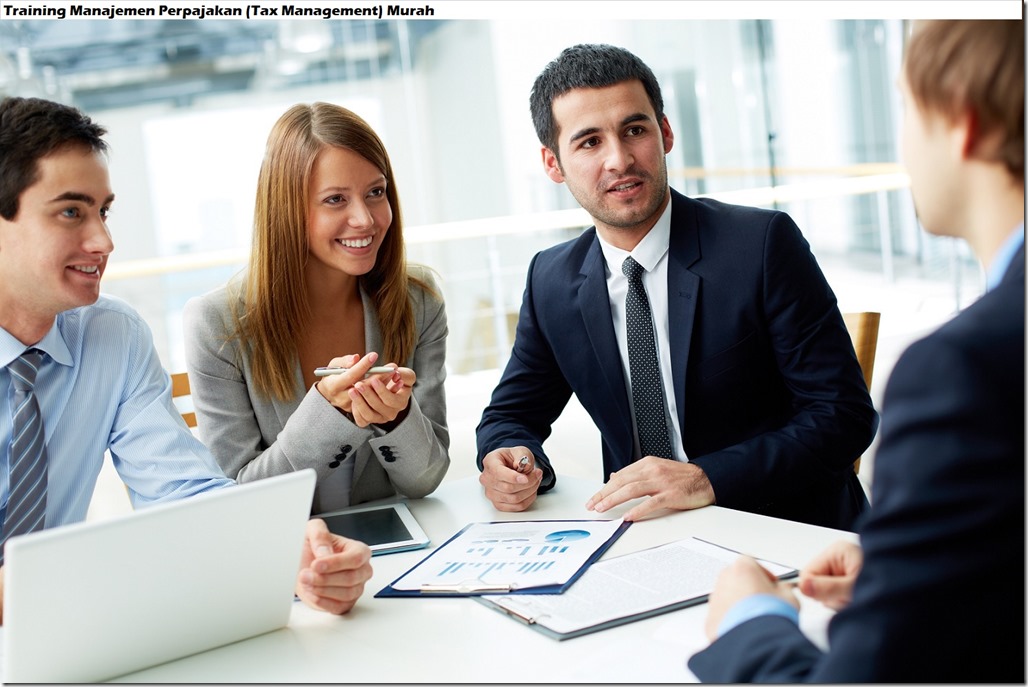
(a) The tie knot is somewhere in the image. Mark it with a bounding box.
[9,349,44,392]
[622,256,645,282]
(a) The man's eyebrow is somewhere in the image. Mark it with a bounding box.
[567,112,653,145]
[568,126,600,145]
[621,112,652,127]
[47,192,115,206]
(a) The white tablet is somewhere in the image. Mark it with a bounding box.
[316,501,430,555]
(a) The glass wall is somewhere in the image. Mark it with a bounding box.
[0,14,982,375]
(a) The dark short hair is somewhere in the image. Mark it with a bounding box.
[904,20,1024,179]
[529,43,664,157]
[0,97,108,220]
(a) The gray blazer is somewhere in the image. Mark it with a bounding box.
[182,266,450,513]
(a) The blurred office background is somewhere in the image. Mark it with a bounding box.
[0,16,984,512]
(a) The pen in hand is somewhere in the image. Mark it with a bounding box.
[314,366,394,378]
[514,455,530,474]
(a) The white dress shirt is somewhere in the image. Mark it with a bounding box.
[596,200,688,462]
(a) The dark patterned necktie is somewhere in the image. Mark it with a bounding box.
[622,257,674,460]
[2,349,49,565]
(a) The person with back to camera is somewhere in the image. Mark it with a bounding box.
[476,44,877,530]
[689,19,1024,682]
[184,103,450,515]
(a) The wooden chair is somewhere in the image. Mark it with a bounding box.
[170,371,197,429]
[842,311,881,473]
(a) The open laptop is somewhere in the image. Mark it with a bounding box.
[2,468,317,683]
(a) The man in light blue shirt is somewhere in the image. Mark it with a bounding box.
[0,96,373,622]
[0,297,235,526]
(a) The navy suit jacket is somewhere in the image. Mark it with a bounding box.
[477,190,878,530]
[688,247,1025,682]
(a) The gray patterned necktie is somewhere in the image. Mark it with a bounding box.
[2,349,49,565]
[622,257,674,460]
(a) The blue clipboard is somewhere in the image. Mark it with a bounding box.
[375,519,632,598]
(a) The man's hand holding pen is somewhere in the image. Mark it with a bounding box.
[703,555,799,641]
[480,447,543,512]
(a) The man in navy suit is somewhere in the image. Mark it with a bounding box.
[476,44,877,530]
[689,19,1024,682]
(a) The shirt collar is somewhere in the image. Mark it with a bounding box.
[596,196,673,275]
[987,224,1024,291]
[0,316,74,369]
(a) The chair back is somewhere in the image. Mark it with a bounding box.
[171,372,197,429]
[842,311,881,473]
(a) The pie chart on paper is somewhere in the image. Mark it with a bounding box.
[545,529,591,542]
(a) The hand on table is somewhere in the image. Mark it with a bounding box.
[479,447,543,511]
[797,539,863,610]
[296,519,373,615]
[704,555,799,641]
[585,456,715,521]
[315,352,415,428]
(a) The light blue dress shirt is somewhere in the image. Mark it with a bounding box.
[716,592,800,637]
[1,295,234,533]
[987,225,1024,291]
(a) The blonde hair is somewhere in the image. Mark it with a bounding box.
[237,102,431,400]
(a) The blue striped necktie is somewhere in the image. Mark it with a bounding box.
[2,349,49,565]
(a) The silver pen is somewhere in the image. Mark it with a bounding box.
[314,366,394,377]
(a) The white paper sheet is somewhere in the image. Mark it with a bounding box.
[481,536,796,636]
[389,519,626,592]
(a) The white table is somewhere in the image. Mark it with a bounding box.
[114,475,854,683]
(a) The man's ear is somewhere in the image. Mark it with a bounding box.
[541,146,564,184]
[660,115,675,155]
[958,107,1005,165]
[953,108,977,160]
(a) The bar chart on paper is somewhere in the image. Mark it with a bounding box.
[385,519,628,593]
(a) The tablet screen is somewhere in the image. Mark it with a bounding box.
[317,502,429,555]
[322,507,413,546]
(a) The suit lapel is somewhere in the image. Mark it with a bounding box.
[577,237,634,445]
[667,192,701,433]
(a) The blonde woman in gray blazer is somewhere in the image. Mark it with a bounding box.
[183,103,449,515]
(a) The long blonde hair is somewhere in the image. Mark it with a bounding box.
[237,102,429,400]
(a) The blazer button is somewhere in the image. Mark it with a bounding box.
[329,445,353,469]
[381,446,396,463]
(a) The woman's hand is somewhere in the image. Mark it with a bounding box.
[315,352,415,428]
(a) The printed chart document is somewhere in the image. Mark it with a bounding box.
[475,536,798,639]
[376,519,630,597]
